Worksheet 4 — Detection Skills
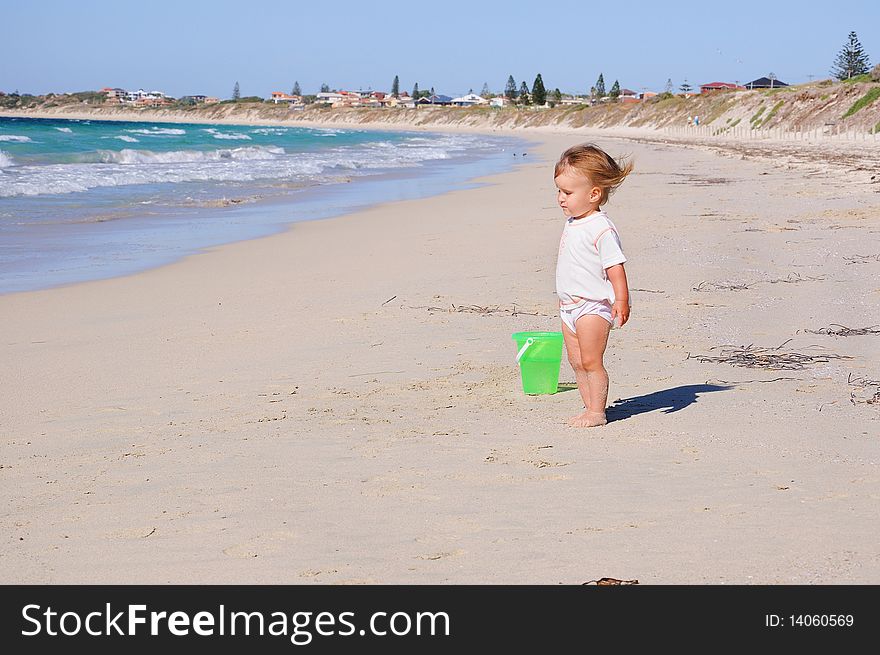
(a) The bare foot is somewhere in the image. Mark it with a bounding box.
[568,410,607,428]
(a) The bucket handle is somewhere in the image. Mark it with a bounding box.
[515,337,535,364]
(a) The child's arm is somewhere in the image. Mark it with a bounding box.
[606,264,630,326]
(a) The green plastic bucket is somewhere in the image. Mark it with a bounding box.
[512,331,564,395]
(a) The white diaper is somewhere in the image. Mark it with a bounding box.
[560,298,613,332]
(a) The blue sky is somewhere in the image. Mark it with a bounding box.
[3,0,877,98]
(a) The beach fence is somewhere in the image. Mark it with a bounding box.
[663,124,879,143]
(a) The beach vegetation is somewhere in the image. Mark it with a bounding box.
[729,117,741,128]
[842,87,880,118]
[832,31,871,80]
[505,76,518,100]
[762,100,785,124]
[749,104,766,125]
[842,73,872,84]
[531,74,546,106]
[872,64,880,82]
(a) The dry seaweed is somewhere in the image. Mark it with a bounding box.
[805,324,880,337]
[422,303,550,317]
[687,339,852,370]
[693,273,824,292]
[693,280,754,292]
[848,373,880,406]
[766,273,826,284]
[843,254,880,264]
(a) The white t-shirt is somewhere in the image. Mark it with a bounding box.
[556,209,626,306]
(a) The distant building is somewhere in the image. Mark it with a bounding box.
[315,92,345,105]
[618,88,639,103]
[700,82,746,93]
[101,87,127,103]
[451,93,489,107]
[745,76,788,89]
[417,94,453,106]
[180,95,208,104]
[270,91,302,104]
[639,91,657,100]
[490,97,512,108]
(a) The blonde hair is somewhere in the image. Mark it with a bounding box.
[554,143,633,205]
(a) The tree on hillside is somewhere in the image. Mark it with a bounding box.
[531,73,546,106]
[232,81,240,101]
[481,82,491,98]
[391,75,399,98]
[609,80,620,100]
[832,31,871,80]
[320,83,330,93]
[292,81,301,96]
[553,88,562,104]
[504,75,518,99]
[664,78,673,94]
[412,82,419,100]
[679,79,692,94]
[595,74,606,97]
[519,81,530,104]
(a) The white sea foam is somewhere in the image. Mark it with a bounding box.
[0,134,32,142]
[0,132,497,198]
[202,128,252,140]
[124,127,187,136]
[97,146,284,165]
[115,135,139,143]
[55,127,73,133]
[251,127,289,135]
[0,151,13,168]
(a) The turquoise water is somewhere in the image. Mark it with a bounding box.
[0,117,528,293]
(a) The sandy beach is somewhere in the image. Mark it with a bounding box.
[1,126,878,584]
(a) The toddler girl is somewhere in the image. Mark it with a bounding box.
[555,144,633,427]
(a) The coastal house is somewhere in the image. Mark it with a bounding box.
[490,96,512,108]
[745,76,788,89]
[618,88,639,103]
[700,82,745,93]
[417,94,453,106]
[451,93,489,107]
[101,87,127,103]
[315,91,344,105]
[639,91,657,100]
[270,91,303,104]
[558,96,587,106]
[180,95,208,104]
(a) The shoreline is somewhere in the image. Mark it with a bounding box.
[2,122,879,583]
[0,117,534,295]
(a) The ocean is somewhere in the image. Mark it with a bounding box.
[0,116,527,293]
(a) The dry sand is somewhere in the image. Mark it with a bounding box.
[1,128,878,584]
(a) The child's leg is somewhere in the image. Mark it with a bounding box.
[562,320,593,417]
[563,315,611,427]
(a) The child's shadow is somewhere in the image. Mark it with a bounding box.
[605,384,733,422]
